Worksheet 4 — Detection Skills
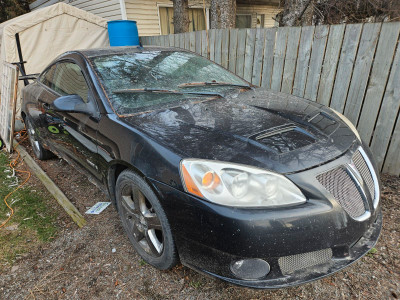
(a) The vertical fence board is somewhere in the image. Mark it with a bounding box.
[201,30,208,57]
[179,33,185,48]
[383,116,400,175]
[189,31,196,52]
[184,32,190,49]
[251,28,267,86]
[316,24,345,106]
[195,31,202,54]
[174,34,179,48]
[228,29,238,73]
[260,28,277,89]
[281,26,301,94]
[243,29,257,82]
[344,23,381,124]
[221,29,230,68]
[169,34,175,47]
[271,27,288,91]
[215,29,223,64]
[330,24,363,113]
[209,29,216,61]
[370,45,400,170]
[304,25,329,101]
[292,26,315,97]
[357,22,400,143]
[236,29,247,78]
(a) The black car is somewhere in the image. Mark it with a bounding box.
[21,46,381,288]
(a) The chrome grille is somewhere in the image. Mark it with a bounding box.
[317,167,366,218]
[352,150,375,200]
[278,248,332,275]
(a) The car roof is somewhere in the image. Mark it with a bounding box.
[73,46,188,59]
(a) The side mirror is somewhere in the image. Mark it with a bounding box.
[52,94,91,115]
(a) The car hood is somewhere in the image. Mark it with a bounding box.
[122,88,356,174]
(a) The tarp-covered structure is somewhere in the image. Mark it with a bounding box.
[0,3,110,115]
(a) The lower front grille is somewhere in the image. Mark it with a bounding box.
[278,248,333,275]
[317,166,366,218]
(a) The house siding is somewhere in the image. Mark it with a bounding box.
[30,0,123,20]
[126,0,280,36]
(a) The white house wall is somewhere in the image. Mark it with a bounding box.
[30,0,123,20]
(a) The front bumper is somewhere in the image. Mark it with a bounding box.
[149,144,382,288]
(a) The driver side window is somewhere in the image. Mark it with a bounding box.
[52,62,89,103]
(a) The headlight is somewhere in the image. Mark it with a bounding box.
[329,108,361,141]
[180,159,306,207]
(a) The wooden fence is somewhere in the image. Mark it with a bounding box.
[140,22,400,176]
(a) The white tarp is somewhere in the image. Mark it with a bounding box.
[0,3,110,115]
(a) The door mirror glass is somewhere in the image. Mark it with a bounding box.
[52,95,91,115]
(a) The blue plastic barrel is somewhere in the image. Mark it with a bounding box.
[107,20,140,47]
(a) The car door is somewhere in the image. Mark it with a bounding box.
[38,61,102,183]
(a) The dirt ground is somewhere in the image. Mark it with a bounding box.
[0,143,399,300]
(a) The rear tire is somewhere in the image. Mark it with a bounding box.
[25,118,53,160]
[115,170,178,270]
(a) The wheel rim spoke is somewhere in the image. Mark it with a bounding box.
[144,214,162,231]
[145,229,163,255]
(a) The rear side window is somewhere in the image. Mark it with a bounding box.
[52,62,89,103]
[39,64,56,88]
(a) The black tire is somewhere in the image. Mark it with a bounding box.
[25,118,54,160]
[115,170,178,270]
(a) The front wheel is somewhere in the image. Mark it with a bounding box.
[115,170,178,270]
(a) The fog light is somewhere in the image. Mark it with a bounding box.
[230,259,270,280]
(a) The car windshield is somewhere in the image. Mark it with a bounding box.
[91,50,249,115]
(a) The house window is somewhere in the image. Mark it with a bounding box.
[236,14,252,28]
[256,14,265,28]
[159,7,207,35]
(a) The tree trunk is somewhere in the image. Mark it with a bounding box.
[277,0,313,26]
[173,0,190,34]
[210,0,236,29]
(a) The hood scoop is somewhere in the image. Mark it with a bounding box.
[250,124,316,154]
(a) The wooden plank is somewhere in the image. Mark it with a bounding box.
[236,29,247,78]
[329,23,363,113]
[228,29,238,73]
[169,34,175,47]
[201,30,208,58]
[179,33,185,49]
[316,24,345,106]
[195,31,202,54]
[383,115,400,175]
[215,30,223,65]
[357,22,400,143]
[221,29,230,68]
[174,34,180,48]
[243,29,257,82]
[209,29,216,61]
[260,27,277,89]
[304,25,329,101]
[344,23,381,124]
[369,44,400,170]
[251,28,266,87]
[270,26,289,91]
[292,26,315,97]
[16,143,86,228]
[184,32,190,50]
[281,26,301,94]
[189,31,196,52]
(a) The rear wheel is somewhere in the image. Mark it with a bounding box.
[115,170,178,270]
[25,118,53,160]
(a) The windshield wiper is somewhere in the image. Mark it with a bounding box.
[178,81,253,89]
[113,88,224,97]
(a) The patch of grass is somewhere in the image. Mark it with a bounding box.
[189,280,203,289]
[139,259,147,266]
[0,151,59,270]
[367,247,378,257]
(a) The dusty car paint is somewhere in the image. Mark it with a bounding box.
[21,47,382,288]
